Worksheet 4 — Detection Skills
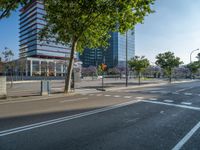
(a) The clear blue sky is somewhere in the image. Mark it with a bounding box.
[0,0,200,64]
[136,0,200,64]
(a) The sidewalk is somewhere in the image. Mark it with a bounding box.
[2,78,197,103]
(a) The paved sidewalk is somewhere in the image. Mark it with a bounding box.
[1,78,197,103]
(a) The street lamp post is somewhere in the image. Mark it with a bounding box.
[125,31,128,87]
[189,48,199,79]
[190,48,199,64]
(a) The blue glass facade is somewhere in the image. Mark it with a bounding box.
[19,0,71,59]
[81,30,135,68]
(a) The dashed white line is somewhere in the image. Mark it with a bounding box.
[96,94,102,96]
[163,100,174,103]
[114,95,121,98]
[124,96,132,99]
[136,97,144,99]
[184,93,193,96]
[89,94,94,96]
[181,102,192,105]
[60,97,88,103]
[172,121,200,150]
[105,95,111,97]
[172,92,179,95]
[149,98,158,101]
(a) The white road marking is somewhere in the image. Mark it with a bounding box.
[96,94,102,96]
[142,100,200,111]
[163,100,174,103]
[60,97,88,103]
[124,96,132,99]
[105,95,111,97]
[172,121,200,150]
[184,93,193,96]
[136,97,144,99]
[149,98,158,101]
[0,95,69,105]
[160,91,169,94]
[176,87,194,92]
[114,95,121,98]
[181,102,192,105]
[89,94,94,96]
[172,92,179,95]
[0,100,139,137]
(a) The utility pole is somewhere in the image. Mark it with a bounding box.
[125,31,128,87]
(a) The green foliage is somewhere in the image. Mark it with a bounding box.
[98,65,103,75]
[0,0,27,19]
[40,0,154,92]
[196,53,200,61]
[40,0,155,52]
[155,51,183,82]
[1,47,14,62]
[128,56,150,73]
[187,61,200,74]
[128,56,150,84]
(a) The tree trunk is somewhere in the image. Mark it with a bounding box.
[169,70,172,83]
[138,72,141,85]
[64,39,77,93]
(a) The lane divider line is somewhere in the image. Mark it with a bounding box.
[172,121,200,150]
[0,100,139,137]
[60,97,88,103]
[141,100,200,111]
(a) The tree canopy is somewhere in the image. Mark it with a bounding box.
[155,51,183,82]
[186,61,200,77]
[0,0,27,19]
[40,0,155,92]
[128,56,150,84]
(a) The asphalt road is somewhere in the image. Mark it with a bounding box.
[1,80,200,150]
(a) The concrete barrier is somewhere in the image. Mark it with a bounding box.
[0,76,7,99]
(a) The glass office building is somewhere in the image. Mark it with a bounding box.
[80,30,135,68]
[19,0,71,76]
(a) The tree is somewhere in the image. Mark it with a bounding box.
[40,0,154,93]
[0,0,27,19]
[1,47,15,87]
[108,67,120,75]
[128,56,150,85]
[186,61,200,79]
[155,51,183,83]
[196,53,200,61]
[82,66,97,77]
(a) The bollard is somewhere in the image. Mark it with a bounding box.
[41,80,51,96]
[0,76,7,99]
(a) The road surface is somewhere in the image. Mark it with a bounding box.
[0,81,200,150]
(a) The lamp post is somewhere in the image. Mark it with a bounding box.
[189,48,199,79]
[125,31,128,87]
[190,48,199,63]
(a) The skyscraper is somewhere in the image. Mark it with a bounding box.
[19,0,71,76]
[80,30,135,68]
